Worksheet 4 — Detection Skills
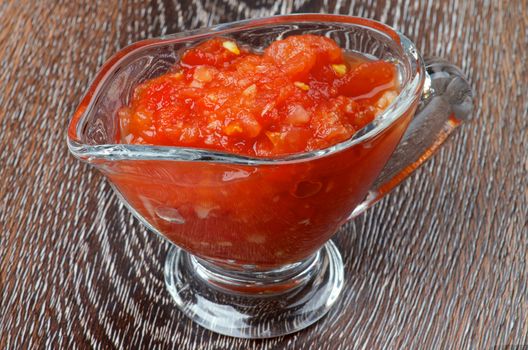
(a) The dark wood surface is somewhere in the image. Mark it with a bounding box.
[1,0,527,349]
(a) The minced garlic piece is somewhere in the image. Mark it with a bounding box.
[169,71,184,79]
[243,84,257,96]
[224,123,243,135]
[331,64,347,76]
[294,81,310,91]
[376,90,398,110]
[193,66,214,82]
[222,41,240,55]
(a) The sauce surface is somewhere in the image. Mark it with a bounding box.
[119,35,399,156]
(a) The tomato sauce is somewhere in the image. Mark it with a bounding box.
[119,35,398,156]
[109,35,413,268]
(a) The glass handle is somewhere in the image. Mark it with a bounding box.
[349,57,474,219]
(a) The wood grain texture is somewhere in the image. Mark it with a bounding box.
[1,0,527,349]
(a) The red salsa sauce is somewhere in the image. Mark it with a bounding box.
[110,35,410,268]
[119,35,399,156]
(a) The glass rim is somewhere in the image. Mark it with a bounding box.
[67,13,425,165]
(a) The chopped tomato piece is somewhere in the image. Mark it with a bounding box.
[335,60,397,98]
[264,34,343,80]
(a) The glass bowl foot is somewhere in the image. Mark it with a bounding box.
[164,241,344,338]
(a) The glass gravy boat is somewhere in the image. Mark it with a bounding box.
[67,14,473,338]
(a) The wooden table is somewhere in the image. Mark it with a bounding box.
[1,1,526,348]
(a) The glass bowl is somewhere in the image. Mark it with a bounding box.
[67,14,472,338]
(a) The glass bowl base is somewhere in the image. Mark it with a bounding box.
[164,241,344,338]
